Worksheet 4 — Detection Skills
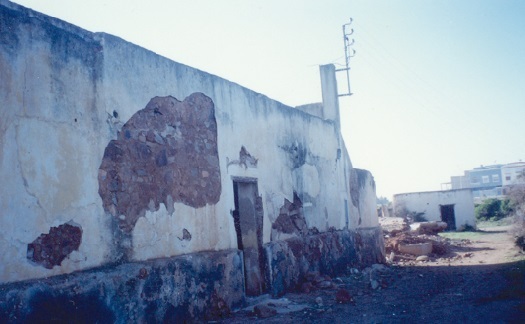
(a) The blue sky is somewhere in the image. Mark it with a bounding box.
[12,0,525,198]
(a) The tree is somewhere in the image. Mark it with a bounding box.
[474,198,508,221]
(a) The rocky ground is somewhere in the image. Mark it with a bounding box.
[218,221,525,323]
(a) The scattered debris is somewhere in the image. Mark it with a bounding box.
[381,217,476,265]
[379,217,410,235]
[409,221,448,235]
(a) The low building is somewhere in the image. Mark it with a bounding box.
[393,189,476,231]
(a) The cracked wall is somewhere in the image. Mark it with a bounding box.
[98,93,221,233]
[0,2,110,283]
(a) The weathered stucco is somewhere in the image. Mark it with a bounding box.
[0,1,383,319]
[0,1,110,283]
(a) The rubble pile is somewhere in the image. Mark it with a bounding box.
[379,217,472,265]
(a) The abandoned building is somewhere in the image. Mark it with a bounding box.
[393,189,476,231]
[0,1,384,321]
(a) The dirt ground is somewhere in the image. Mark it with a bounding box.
[219,223,525,323]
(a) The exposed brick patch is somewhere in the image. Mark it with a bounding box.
[98,93,221,232]
[272,192,308,237]
[27,223,82,269]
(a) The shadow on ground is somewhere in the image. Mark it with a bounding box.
[222,260,525,323]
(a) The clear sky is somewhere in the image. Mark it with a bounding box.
[12,0,525,199]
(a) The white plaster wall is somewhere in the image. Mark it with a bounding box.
[393,189,476,229]
[0,6,113,283]
[98,34,353,258]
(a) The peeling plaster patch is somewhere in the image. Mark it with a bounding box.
[227,146,258,170]
[27,222,82,269]
[98,93,221,232]
[271,192,308,239]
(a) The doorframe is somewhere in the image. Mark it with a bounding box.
[439,204,456,231]
[231,176,267,296]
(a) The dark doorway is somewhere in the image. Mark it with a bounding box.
[232,178,266,296]
[440,204,456,231]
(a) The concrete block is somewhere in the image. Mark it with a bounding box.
[398,242,432,256]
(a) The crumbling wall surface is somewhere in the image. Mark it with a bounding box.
[0,0,383,289]
[27,222,82,269]
[265,227,385,297]
[99,28,355,244]
[0,1,113,283]
[98,93,221,262]
[0,249,244,323]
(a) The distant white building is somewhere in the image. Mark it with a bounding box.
[448,162,525,200]
[502,162,525,187]
[393,189,476,231]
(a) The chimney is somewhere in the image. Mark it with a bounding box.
[320,64,340,126]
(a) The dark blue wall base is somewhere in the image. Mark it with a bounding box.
[0,249,244,323]
[265,227,385,297]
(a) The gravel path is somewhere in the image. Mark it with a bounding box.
[220,223,525,323]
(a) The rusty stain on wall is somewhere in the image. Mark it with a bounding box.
[98,93,221,232]
[27,222,82,269]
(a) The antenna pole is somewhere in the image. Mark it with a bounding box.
[336,18,355,97]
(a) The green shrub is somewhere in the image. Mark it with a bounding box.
[475,198,512,221]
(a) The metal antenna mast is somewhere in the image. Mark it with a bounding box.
[336,18,356,97]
